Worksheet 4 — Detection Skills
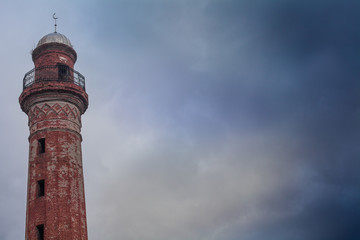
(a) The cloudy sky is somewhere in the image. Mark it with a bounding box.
[0,0,359,239]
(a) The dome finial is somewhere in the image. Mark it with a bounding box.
[53,13,58,33]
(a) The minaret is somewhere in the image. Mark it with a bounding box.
[19,28,89,239]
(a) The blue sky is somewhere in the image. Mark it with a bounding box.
[0,0,359,239]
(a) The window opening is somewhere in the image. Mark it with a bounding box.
[57,63,70,80]
[36,224,44,240]
[38,138,45,154]
[37,180,45,197]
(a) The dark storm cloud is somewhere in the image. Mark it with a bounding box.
[224,1,360,239]
[112,0,360,239]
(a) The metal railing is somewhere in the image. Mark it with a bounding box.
[23,65,85,90]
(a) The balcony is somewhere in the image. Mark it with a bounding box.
[23,65,85,91]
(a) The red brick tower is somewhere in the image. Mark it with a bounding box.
[19,30,89,240]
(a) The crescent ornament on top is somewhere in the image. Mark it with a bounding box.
[53,13,58,32]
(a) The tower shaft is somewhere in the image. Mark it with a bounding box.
[20,32,89,240]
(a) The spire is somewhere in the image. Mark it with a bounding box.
[53,13,58,33]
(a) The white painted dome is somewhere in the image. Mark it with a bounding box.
[37,32,72,47]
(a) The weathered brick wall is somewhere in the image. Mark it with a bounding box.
[34,51,75,69]
[32,43,76,69]
[27,128,87,240]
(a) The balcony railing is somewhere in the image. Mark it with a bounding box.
[23,65,85,90]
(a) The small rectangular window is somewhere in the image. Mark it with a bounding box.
[36,224,44,240]
[38,138,45,154]
[37,180,45,197]
[57,64,70,80]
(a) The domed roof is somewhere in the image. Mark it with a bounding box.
[37,32,72,47]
